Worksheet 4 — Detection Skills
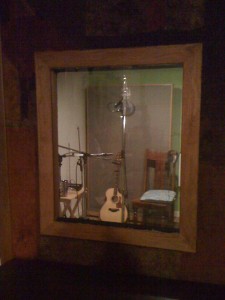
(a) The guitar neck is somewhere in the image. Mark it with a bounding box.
[113,169,119,196]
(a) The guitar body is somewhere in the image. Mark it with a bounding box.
[100,188,128,223]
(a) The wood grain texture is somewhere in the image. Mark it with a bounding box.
[2,1,224,285]
[36,44,201,253]
[7,127,39,258]
[0,33,13,264]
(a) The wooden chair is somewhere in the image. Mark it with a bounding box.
[132,149,178,226]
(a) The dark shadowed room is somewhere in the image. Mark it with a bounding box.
[0,0,225,298]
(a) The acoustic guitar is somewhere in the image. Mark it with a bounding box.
[100,153,128,223]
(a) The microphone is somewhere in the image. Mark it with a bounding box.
[77,158,83,172]
[107,100,135,116]
[107,75,135,116]
[114,98,123,108]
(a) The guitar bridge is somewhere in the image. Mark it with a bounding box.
[108,208,119,213]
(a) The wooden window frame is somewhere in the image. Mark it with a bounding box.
[35,44,202,252]
[0,32,13,264]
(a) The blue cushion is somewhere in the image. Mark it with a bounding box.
[140,190,176,202]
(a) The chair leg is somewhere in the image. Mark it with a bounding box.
[143,209,149,225]
[133,207,138,224]
[167,203,174,223]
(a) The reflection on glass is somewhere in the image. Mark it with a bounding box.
[57,67,182,232]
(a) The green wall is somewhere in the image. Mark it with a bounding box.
[89,67,183,151]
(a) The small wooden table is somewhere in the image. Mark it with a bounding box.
[60,188,84,218]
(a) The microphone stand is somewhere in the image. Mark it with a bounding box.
[120,75,129,222]
[58,144,113,219]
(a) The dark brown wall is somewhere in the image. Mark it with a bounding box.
[1,1,224,284]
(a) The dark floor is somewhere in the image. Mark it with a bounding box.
[58,217,179,233]
[0,259,224,299]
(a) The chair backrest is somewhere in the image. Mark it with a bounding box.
[144,149,178,192]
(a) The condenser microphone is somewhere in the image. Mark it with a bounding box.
[114,98,123,108]
[107,100,135,116]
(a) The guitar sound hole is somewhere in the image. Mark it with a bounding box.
[112,196,118,203]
